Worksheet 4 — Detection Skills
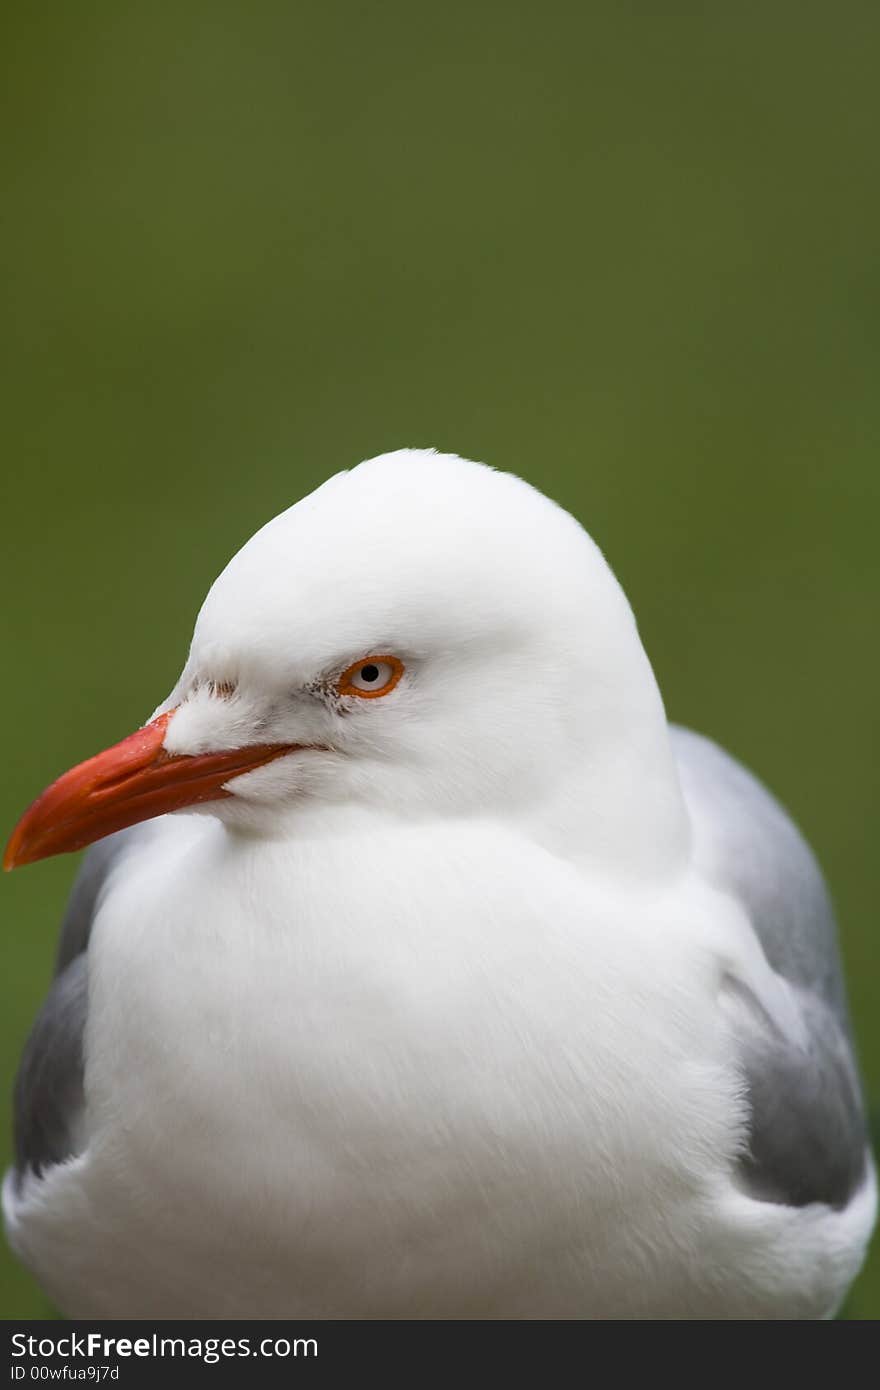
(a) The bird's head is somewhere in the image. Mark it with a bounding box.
[5,450,687,874]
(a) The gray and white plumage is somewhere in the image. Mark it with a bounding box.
[14,736,868,1210]
[671,727,867,1211]
[13,831,133,1180]
[4,450,875,1318]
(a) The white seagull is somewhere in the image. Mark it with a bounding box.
[3,450,875,1319]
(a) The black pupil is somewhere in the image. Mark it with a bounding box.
[360,664,380,683]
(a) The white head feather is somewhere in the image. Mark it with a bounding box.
[156,449,688,877]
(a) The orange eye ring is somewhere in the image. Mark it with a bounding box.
[336,655,405,700]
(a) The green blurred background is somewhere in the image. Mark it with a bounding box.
[2,1,878,1317]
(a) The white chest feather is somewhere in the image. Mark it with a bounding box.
[7,815,862,1319]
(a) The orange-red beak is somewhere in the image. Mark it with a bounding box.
[4,711,298,871]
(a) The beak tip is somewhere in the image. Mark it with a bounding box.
[3,815,43,872]
[3,828,27,871]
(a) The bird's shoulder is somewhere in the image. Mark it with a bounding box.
[671,725,846,1017]
[53,826,146,973]
[671,725,869,1210]
[13,827,145,1183]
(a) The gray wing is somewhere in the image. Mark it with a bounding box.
[671,726,869,1209]
[14,954,88,1179]
[13,828,138,1182]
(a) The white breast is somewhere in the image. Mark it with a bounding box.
[5,812,869,1317]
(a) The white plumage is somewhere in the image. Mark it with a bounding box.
[4,450,875,1317]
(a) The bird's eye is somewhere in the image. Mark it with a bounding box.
[336,655,404,699]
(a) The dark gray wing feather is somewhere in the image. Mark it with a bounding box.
[14,827,138,1181]
[731,983,866,1207]
[671,726,868,1209]
[13,953,89,1179]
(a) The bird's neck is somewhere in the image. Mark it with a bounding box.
[528,655,691,883]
